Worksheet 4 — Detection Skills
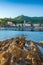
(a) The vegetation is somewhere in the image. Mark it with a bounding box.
[0,15,43,26]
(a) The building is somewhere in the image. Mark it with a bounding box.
[7,21,15,26]
[23,20,31,26]
[33,24,40,27]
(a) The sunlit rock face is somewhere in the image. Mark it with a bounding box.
[0,37,43,65]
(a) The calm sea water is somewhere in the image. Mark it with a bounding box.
[0,30,43,42]
[0,30,43,53]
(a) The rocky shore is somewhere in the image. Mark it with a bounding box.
[0,37,43,65]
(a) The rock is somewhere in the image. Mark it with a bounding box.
[0,37,43,65]
[38,41,43,47]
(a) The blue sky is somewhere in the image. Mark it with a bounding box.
[0,0,43,18]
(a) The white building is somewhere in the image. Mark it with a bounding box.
[23,23,31,26]
[33,24,40,27]
[23,20,31,26]
[7,21,15,26]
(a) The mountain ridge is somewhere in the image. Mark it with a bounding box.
[14,15,43,23]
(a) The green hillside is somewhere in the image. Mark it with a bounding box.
[0,15,43,26]
[14,15,43,24]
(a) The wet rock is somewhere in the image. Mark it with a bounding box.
[38,41,43,47]
[0,37,43,65]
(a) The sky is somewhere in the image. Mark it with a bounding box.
[0,0,43,18]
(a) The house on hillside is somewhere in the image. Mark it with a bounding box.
[7,21,15,26]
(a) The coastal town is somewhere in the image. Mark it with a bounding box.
[0,20,43,31]
[0,15,43,31]
[6,21,43,27]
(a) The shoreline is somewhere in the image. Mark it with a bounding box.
[0,26,43,31]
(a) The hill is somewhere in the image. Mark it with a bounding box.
[14,15,43,24]
[0,15,43,26]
